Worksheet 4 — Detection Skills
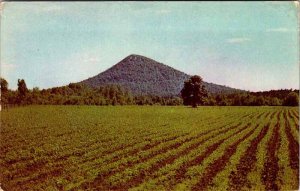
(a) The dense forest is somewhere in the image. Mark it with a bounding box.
[0,78,182,106]
[1,78,298,107]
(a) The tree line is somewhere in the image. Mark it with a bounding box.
[0,78,182,106]
[206,91,299,106]
[181,76,299,107]
[0,77,298,107]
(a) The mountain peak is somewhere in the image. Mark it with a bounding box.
[121,54,156,65]
[126,54,143,58]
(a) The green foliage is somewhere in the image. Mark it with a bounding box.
[208,90,299,106]
[17,79,28,96]
[181,75,208,107]
[16,79,29,105]
[2,78,184,106]
[1,78,9,104]
[81,54,243,97]
[283,92,299,106]
[268,97,281,106]
[1,106,298,190]
[1,78,8,93]
[1,77,299,107]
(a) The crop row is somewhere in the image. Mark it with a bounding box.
[20,109,255,189]
[64,110,257,190]
[0,106,298,191]
[127,111,268,191]
[2,108,253,190]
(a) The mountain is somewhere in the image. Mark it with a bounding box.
[80,54,243,96]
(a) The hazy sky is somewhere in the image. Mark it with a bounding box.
[1,2,299,91]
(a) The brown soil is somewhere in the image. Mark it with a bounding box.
[81,113,261,190]
[270,111,277,119]
[77,133,199,190]
[256,112,266,119]
[288,110,299,131]
[191,126,257,190]
[85,122,246,191]
[173,124,250,184]
[261,112,281,191]
[229,124,270,190]
[284,112,299,178]
[4,131,167,189]
[3,131,156,177]
[78,123,237,190]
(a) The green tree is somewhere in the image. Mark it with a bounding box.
[1,78,8,93]
[30,87,41,104]
[215,94,224,105]
[181,75,208,108]
[233,96,240,106]
[17,79,29,104]
[269,97,281,106]
[283,92,299,106]
[203,96,216,106]
[1,78,9,105]
[255,96,265,106]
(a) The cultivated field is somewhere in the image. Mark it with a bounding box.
[0,106,299,191]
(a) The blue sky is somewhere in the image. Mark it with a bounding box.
[1,2,299,91]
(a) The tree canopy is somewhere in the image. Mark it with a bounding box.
[1,78,8,93]
[17,79,29,104]
[0,77,298,107]
[181,75,208,108]
[283,92,299,106]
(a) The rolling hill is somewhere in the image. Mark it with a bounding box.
[80,54,243,96]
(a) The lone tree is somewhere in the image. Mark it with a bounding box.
[181,75,208,108]
[17,79,29,104]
